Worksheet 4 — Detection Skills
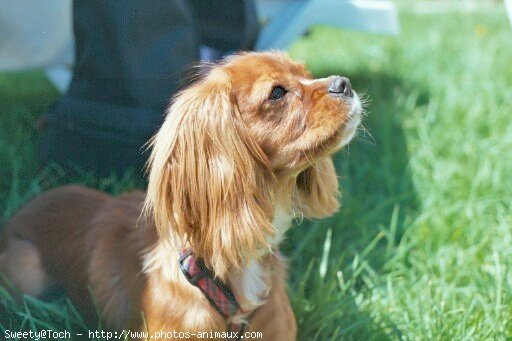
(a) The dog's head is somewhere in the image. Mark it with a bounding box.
[145,52,362,277]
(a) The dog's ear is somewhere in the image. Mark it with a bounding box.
[144,70,274,279]
[295,157,340,218]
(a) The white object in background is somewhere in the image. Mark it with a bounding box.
[255,0,400,50]
[0,0,74,91]
[45,66,73,93]
[506,0,512,28]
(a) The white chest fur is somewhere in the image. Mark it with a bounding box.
[268,205,293,246]
[233,205,293,308]
[234,260,268,308]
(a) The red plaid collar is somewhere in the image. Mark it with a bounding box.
[178,249,247,335]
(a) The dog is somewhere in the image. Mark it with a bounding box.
[0,51,362,340]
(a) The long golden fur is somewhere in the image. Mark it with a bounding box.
[0,51,362,340]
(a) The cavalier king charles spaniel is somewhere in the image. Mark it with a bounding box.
[0,52,362,340]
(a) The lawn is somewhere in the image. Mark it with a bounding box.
[1,2,512,340]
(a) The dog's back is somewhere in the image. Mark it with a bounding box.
[0,185,147,323]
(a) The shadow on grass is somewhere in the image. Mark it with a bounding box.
[282,69,429,339]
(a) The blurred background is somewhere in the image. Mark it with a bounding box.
[1,0,511,339]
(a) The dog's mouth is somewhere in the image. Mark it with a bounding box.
[338,93,363,148]
[316,93,363,154]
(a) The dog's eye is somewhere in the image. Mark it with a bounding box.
[269,86,287,100]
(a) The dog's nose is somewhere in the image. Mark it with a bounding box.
[328,76,353,98]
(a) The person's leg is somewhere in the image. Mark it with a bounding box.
[190,0,259,51]
[40,0,199,176]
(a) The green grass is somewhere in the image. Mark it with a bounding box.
[1,2,512,340]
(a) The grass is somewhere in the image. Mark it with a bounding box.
[1,2,512,340]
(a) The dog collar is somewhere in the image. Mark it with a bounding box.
[178,249,247,336]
